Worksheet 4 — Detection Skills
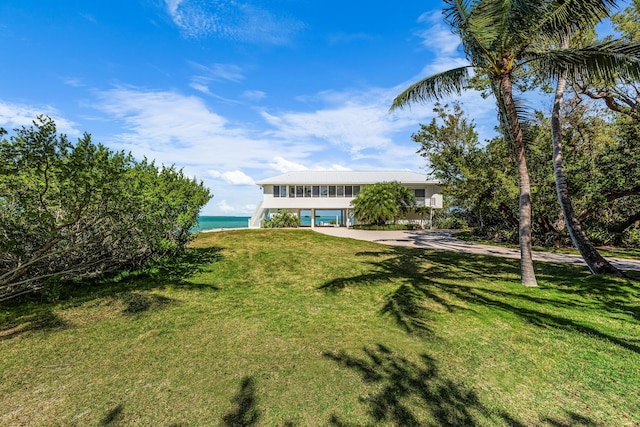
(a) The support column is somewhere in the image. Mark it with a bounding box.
[311,208,315,228]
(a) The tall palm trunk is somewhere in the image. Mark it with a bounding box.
[500,73,538,287]
[552,36,623,277]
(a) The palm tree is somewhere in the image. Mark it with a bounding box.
[351,182,416,226]
[391,0,636,286]
[550,27,640,276]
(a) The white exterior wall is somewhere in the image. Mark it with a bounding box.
[261,184,443,209]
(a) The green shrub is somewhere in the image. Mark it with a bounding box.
[622,226,640,248]
[433,216,468,229]
[263,210,300,228]
[0,116,211,302]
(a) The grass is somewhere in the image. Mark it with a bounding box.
[455,230,640,260]
[1,229,639,426]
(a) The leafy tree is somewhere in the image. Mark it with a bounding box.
[575,1,640,121]
[586,114,640,245]
[351,182,415,226]
[415,100,640,248]
[0,116,211,301]
[412,103,519,232]
[391,0,636,286]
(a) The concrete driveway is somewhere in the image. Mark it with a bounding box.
[313,227,640,272]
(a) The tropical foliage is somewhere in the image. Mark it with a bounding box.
[392,0,640,285]
[0,116,211,301]
[415,102,640,248]
[262,210,300,228]
[351,182,415,226]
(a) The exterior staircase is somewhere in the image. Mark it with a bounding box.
[248,202,266,228]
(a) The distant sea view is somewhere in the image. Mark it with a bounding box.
[194,216,250,232]
[194,212,347,231]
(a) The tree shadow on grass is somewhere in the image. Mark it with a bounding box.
[542,410,599,427]
[0,308,68,340]
[100,403,125,426]
[324,344,525,427]
[0,246,224,340]
[222,376,261,427]
[319,246,640,355]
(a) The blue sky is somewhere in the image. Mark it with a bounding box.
[0,1,543,215]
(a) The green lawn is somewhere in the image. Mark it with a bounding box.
[1,229,639,426]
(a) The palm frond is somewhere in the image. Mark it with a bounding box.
[390,67,471,111]
[443,0,472,30]
[465,0,540,70]
[443,0,495,64]
[534,0,616,37]
[466,0,507,48]
[529,39,640,84]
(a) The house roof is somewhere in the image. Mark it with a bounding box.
[255,171,439,185]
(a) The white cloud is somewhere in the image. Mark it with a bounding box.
[164,0,303,44]
[188,62,245,97]
[190,62,245,82]
[165,0,184,15]
[63,77,85,88]
[189,82,212,95]
[95,87,230,146]
[266,156,355,174]
[217,199,236,213]
[268,156,308,172]
[242,90,266,101]
[416,11,461,57]
[261,102,394,154]
[0,101,80,136]
[208,169,255,185]
[319,164,352,171]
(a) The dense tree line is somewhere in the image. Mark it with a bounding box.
[0,116,211,301]
[413,101,640,249]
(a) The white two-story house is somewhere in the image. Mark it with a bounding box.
[248,171,442,228]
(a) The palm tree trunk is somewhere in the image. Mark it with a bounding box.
[500,74,538,287]
[552,36,623,277]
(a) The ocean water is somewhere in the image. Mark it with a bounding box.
[300,215,344,227]
[193,214,347,231]
[194,216,250,231]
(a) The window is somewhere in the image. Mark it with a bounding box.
[329,186,336,197]
[337,186,344,197]
[312,186,320,197]
[353,186,361,195]
[289,186,295,198]
[296,186,304,198]
[305,186,312,197]
[414,189,425,198]
[320,186,328,197]
[273,185,280,197]
[345,186,353,197]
